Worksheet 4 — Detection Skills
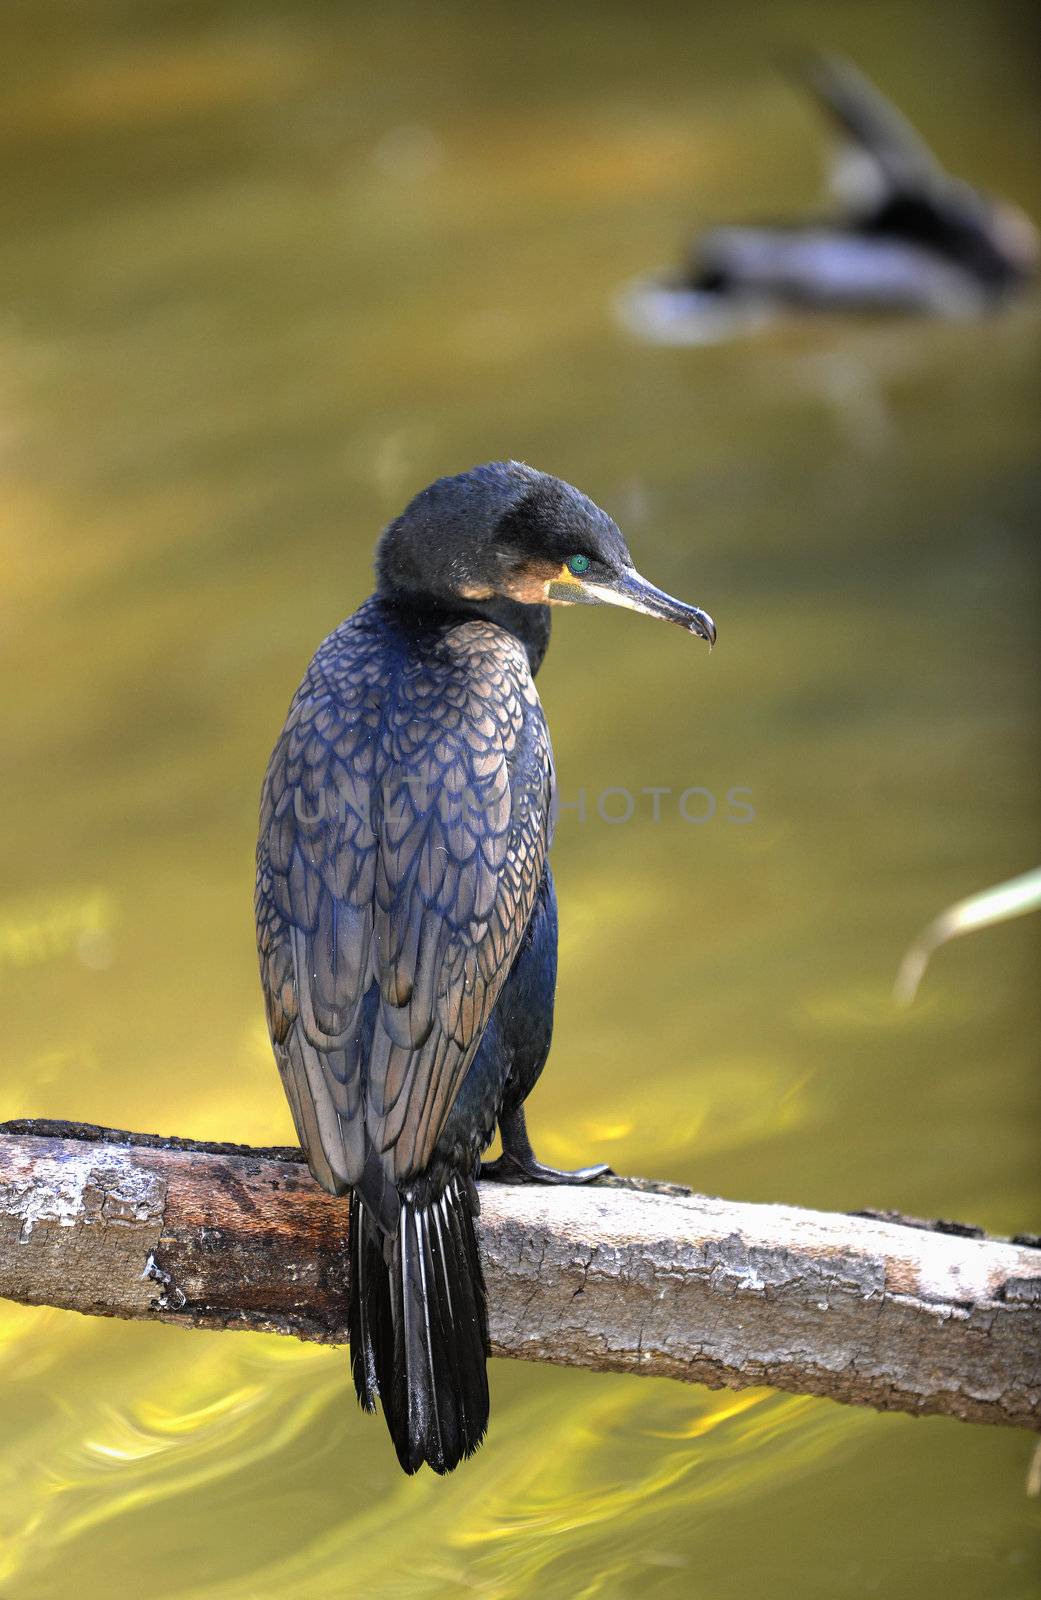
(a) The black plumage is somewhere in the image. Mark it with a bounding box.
[256,461,715,1473]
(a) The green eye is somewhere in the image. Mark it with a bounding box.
[567,554,591,576]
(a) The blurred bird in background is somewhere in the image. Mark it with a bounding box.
[622,53,1038,341]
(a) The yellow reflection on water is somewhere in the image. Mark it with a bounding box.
[535,1054,817,1177]
[135,1381,864,1600]
[0,1328,341,1590]
[0,888,114,973]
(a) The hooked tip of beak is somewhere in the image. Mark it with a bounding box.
[691,608,716,649]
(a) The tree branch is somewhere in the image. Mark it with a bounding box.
[1,1121,1038,1430]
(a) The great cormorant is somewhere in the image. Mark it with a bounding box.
[255,462,715,1474]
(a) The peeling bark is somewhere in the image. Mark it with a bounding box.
[1,1121,1038,1430]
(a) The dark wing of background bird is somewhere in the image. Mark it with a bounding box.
[796,51,948,212]
[255,609,552,1232]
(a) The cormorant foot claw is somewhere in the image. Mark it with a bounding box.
[480,1151,612,1185]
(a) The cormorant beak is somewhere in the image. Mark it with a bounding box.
[547,568,717,647]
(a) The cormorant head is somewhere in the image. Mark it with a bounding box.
[375,461,716,645]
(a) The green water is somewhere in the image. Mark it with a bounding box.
[1,2,1039,1596]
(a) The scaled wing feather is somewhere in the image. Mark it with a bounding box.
[255,604,551,1219]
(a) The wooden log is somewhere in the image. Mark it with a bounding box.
[1,1120,1038,1430]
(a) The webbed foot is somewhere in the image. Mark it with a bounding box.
[480,1105,612,1186]
[481,1150,611,1184]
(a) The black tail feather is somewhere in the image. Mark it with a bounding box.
[348,1176,489,1474]
[349,1188,392,1413]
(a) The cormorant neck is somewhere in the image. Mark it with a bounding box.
[376,584,552,676]
[470,595,552,675]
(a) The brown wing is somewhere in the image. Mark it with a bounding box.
[255,604,551,1230]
